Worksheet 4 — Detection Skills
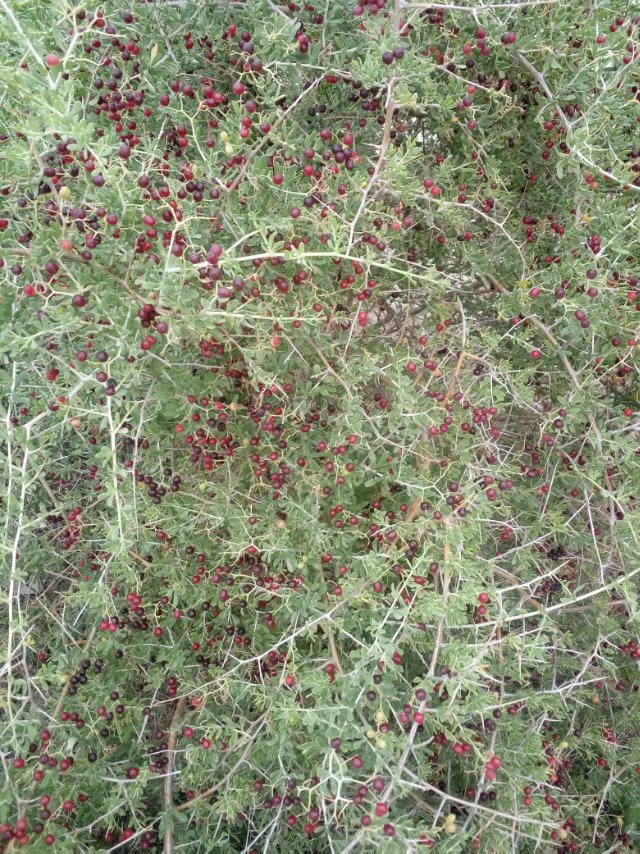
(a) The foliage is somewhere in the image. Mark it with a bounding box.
[1,0,640,850]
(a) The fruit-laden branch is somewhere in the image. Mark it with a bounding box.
[346,76,397,253]
[514,49,640,193]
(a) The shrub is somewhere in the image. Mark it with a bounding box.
[1,0,639,851]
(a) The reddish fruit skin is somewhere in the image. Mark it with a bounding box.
[3,6,640,851]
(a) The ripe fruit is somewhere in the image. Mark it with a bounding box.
[4,6,640,852]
